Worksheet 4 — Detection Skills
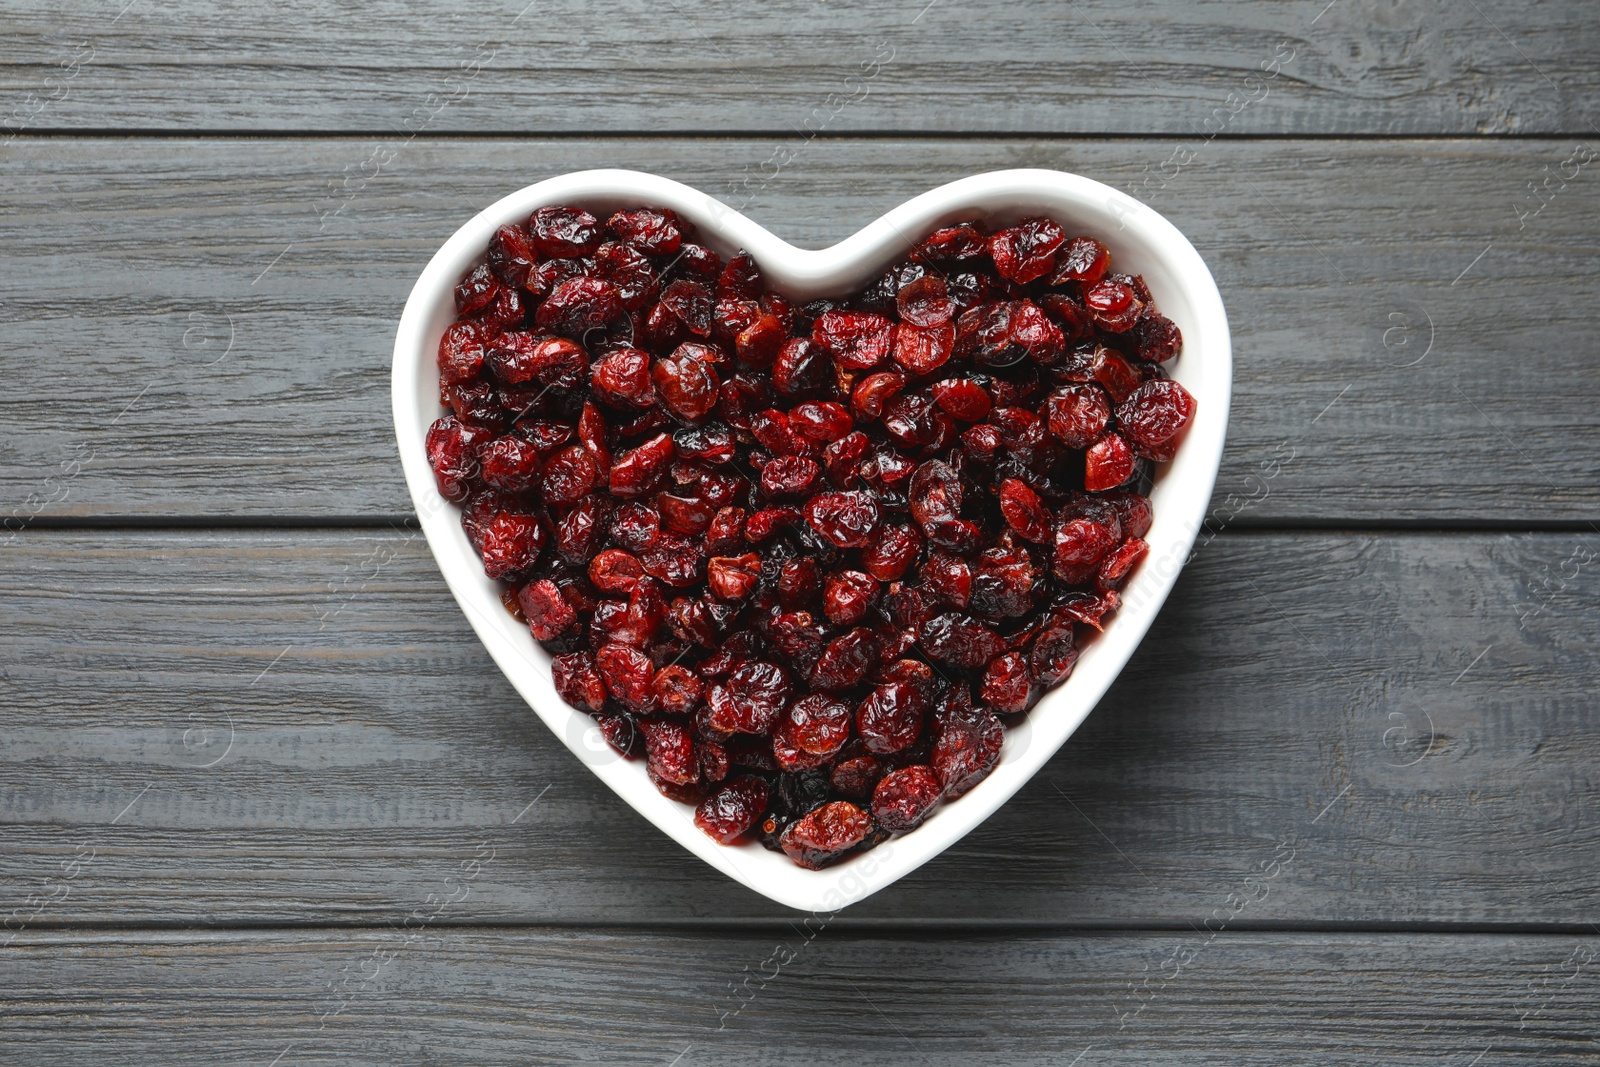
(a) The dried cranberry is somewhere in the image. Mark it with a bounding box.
[608,207,683,255]
[779,801,870,869]
[872,765,943,831]
[919,613,1006,670]
[706,660,792,734]
[804,491,881,549]
[695,775,770,842]
[1084,432,1136,492]
[856,681,927,754]
[529,205,601,258]
[932,704,1003,797]
[425,416,489,502]
[814,310,894,370]
[552,651,607,712]
[1116,379,1197,457]
[989,217,1065,284]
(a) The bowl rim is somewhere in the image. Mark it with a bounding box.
[392,168,1231,913]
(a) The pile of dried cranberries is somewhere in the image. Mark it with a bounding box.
[425,204,1195,868]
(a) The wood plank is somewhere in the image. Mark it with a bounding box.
[2,529,1595,926]
[1,1,1596,134]
[4,928,1598,1064]
[1,137,1597,524]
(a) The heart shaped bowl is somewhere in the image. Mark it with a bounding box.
[393,168,1231,912]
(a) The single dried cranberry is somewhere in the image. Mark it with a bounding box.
[931,378,992,422]
[1096,537,1149,591]
[552,651,607,712]
[914,224,988,264]
[856,681,927,754]
[997,479,1052,543]
[822,570,878,626]
[1133,308,1182,363]
[529,205,601,258]
[773,693,853,771]
[608,207,683,255]
[908,459,963,527]
[536,277,621,337]
[919,612,1006,670]
[479,435,543,493]
[590,347,655,408]
[814,310,894,370]
[1083,432,1136,492]
[761,455,820,498]
[779,800,870,869]
[1091,346,1144,404]
[810,627,882,691]
[981,651,1035,714]
[437,322,487,385]
[1116,379,1197,456]
[851,372,908,421]
[1084,279,1141,333]
[893,323,956,375]
[706,660,792,734]
[539,445,600,508]
[1030,620,1079,686]
[609,433,676,498]
[804,491,881,549]
[653,664,705,716]
[652,348,720,422]
[788,401,853,443]
[695,774,770,842]
[657,493,713,535]
[588,548,644,594]
[640,717,699,786]
[1052,236,1110,284]
[455,263,502,315]
[872,765,943,831]
[1044,384,1112,450]
[932,704,1003,797]
[921,551,973,609]
[895,275,955,327]
[425,416,489,502]
[518,579,575,641]
[469,507,546,581]
[860,523,922,581]
[707,553,762,601]
[989,217,1066,284]
[771,337,830,396]
[595,643,657,713]
[639,531,705,587]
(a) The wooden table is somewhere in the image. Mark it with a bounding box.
[3,3,1597,1062]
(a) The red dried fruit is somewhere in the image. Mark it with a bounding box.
[437,322,487,385]
[1116,379,1197,456]
[640,717,699,786]
[1096,537,1148,591]
[814,310,895,370]
[639,531,705,587]
[860,522,922,582]
[804,491,881,549]
[822,570,878,627]
[810,627,882,692]
[989,217,1066,284]
[607,207,683,255]
[919,612,1006,670]
[932,704,1003,797]
[779,800,870,869]
[425,416,489,503]
[590,347,655,408]
[761,455,820,498]
[595,643,657,713]
[707,660,793,734]
[707,552,762,601]
[1044,384,1112,450]
[540,445,600,508]
[998,478,1052,543]
[536,277,621,337]
[454,263,501,314]
[609,433,676,498]
[1084,279,1141,333]
[551,651,607,712]
[479,435,543,493]
[652,348,720,422]
[981,651,1035,714]
[695,775,770,842]
[1084,431,1136,492]
[1091,346,1144,404]
[529,206,601,257]
[892,323,955,374]
[872,765,943,831]
[517,579,576,640]
[773,693,853,772]
[653,664,705,716]
[831,755,886,799]
[856,680,928,754]
[1052,236,1110,284]
[931,378,992,422]
[468,506,546,581]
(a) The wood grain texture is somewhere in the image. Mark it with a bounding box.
[2,528,1595,926]
[4,928,1598,1064]
[1,1,1596,135]
[1,137,1597,524]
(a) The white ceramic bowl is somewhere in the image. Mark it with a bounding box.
[393,169,1230,912]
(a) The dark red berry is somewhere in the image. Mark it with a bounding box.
[872,765,943,831]
[695,775,770,842]
[779,801,870,869]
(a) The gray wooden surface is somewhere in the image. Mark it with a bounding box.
[3,2,1598,1063]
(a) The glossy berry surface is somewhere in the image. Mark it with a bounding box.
[424,205,1194,866]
